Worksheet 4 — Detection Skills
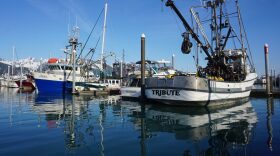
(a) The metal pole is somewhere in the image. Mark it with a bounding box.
[120,50,124,86]
[264,44,271,95]
[274,69,276,88]
[40,58,42,73]
[7,66,10,87]
[141,34,146,101]
[20,64,23,89]
[69,36,78,94]
[278,74,280,89]
[72,48,76,94]
[172,54,175,69]
[12,46,15,76]
[100,3,108,79]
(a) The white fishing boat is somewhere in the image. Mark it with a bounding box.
[121,59,176,100]
[145,0,257,106]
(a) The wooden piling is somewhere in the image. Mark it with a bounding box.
[264,44,272,96]
[141,34,146,102]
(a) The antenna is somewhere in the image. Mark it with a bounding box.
[122,49,125,63]
[68,11,71,39]
[12,46,15,76]
[75,16,78,28]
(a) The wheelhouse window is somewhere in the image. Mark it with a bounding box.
[49,65,61,70]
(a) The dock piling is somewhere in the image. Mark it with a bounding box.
[141,34,146,102]
[264,44,272,96]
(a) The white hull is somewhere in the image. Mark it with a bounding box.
[145,73,257,106]
[120,87,141,100]
[0,79,18,88]
[146,101,257,128]
[33,72,85,82]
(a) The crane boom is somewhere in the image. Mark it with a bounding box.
[165,0,214,63]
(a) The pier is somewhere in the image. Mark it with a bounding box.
[251,86,280,98]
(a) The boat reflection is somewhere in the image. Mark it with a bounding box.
[29,93,258,155]
[127,99,258,155]
[32,93,121,154]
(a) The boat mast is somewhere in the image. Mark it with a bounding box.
[70,25,79,94]
[100,3,108,80]
[212,2,219,52]
[120,49,124,84]
[12,46,15,76]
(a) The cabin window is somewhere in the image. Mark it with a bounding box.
[130,79,140,87]
[49,65,61,70]
[64,66,73,70]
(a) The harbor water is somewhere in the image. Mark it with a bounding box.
[0,88,280,156]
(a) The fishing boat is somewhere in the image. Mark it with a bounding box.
[33,57,87,93]
[33,21,95,93]
[145,0,257,106]
[121,59,176,100]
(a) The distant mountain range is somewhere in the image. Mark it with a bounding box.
[0,61,31,76]
[0,57,42,76]
[0,57,114,77]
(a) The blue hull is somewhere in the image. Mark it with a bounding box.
[35,79,72,93]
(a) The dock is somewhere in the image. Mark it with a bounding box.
[250,88,280,98]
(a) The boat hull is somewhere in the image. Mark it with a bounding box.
[120,87,141,101]
[15,80,36,90]
[0,79,18,88]
[34,78,72,93]
[33,71,82,93]
[145,73,257,106]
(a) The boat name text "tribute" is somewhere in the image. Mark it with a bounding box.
[152,89,180,96]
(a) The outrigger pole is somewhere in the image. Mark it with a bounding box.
[165,0,214,63]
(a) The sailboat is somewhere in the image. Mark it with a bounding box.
[145,0,257,106]
[3,46,20,88]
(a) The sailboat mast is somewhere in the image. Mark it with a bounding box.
[12,46,15,76]
[100,3,108,76]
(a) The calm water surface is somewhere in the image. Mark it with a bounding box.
[0,88,280,156]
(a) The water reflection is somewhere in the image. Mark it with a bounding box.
[266,97,274,151]
[130,100,258,155]
[0,89,262,155]
[32,93,121,155]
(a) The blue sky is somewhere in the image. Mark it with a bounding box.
[0,0,279,76]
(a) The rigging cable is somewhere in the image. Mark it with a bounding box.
[239,9,255,70]
[89,37,101,62]
[171,9,184,35]
[77,7,105,62]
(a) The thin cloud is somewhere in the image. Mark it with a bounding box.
[25,0,95,33]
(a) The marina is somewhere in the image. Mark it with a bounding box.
[0,88,280,155]
[1,0,280,155]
